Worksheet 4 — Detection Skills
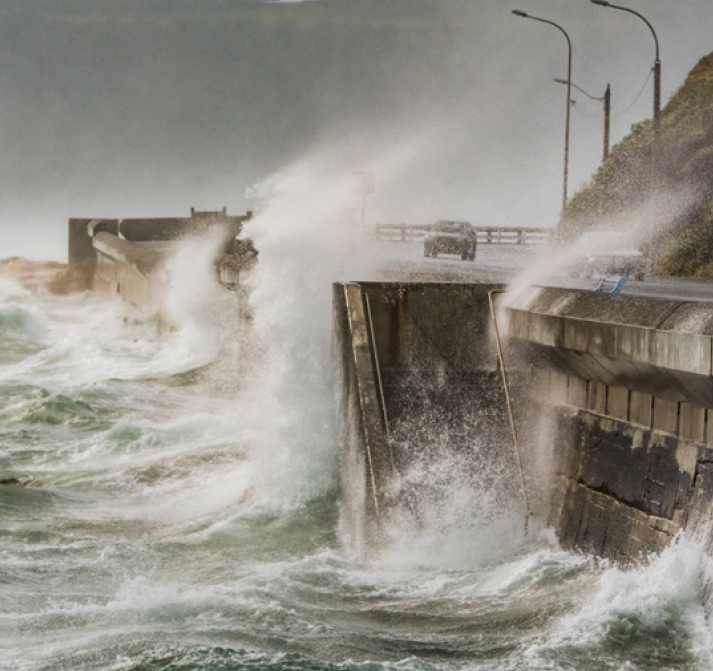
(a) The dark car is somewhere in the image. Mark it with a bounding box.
[424,220,477,261]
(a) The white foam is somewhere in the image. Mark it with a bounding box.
[238,159,373,512]
[502,188,701,309]
[527,535,713,665]
[0,276,31,298]
[234,133,465,513]
[377,450,528,570]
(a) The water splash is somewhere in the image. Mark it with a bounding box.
[525,534,713,669]
[0,302,47,343]
[236,131,464,512]
[239,159,366,511]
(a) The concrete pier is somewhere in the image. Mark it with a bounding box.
[504,285,713,560]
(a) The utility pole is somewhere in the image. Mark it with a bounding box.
[590,1,660,133]
[591,0,661,270]
[604,84,611,160]
[554,78,611,163]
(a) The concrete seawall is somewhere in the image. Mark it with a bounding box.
[69,216,713,565]
[92,232,170,310]
[333,282,524,555]
[334,281,713,562]
[333,284,394,554]
[68,210,254,321]
[504,285,713,560]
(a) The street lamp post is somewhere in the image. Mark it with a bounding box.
[591,0,660,270]
[554,78,611,161]
[512,10,572,218]
[604,83,611,160]
[590,0,660,137]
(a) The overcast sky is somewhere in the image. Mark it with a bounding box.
[0,0,711,260]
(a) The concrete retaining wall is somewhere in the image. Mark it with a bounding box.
[505,286,713,406]
[92,233,167,311]
[505,286,713,559]
[335,281,713,562]
[68,210,254,319]
[333,284,394,554]
[68,219,119,270]
[333,282,525,556]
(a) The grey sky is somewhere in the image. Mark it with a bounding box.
[0,0,711,260]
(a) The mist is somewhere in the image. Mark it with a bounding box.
[0,0,711,261]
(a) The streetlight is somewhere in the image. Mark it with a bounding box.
[512,10,572,218]
[591,0,660,271]
[554,78,611,161]
[589,0,660,137]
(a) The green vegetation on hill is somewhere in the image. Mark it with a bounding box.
[562,52,713,277]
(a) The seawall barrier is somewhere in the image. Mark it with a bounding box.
[333,281,526,555]
[334,281,713,562]
[68,213,713,564]
[505,285,713,561]
[68,209,254,319]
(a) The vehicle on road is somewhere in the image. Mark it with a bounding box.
[575,230,646,281]
[424,220,477,261]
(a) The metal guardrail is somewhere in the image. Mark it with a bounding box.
[372,223,552,245]
[595,274,627,294]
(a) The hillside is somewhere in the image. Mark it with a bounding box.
[562,51,713,277]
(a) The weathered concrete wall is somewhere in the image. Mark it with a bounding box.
[333,284,394,555]
[335,281,713,563]
[358,282,499,372]
[92,233,168,311]
[118,211,249,243]
[119,218,188,242]
[505,286,713,560]
[544,408,695,560]
[333,282,521,555]
[68,210,251,268]
[68,219,119,269]
[69,209,254,318]
[506,286,713,406]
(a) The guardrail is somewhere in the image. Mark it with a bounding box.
[372,223,552,245]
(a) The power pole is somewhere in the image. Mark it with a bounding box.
[604,84,611,161]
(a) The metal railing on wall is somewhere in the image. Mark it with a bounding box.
[372,223,552,245]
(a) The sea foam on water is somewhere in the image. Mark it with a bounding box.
[523,535,713,668]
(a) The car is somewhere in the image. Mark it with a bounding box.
[424,220,477,261]
[575,231,646,281]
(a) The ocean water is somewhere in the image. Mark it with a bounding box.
[3,173,713,670]
[2,263,713,671]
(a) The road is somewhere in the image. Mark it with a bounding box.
[366,240,713,303]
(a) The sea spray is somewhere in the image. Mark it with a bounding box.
[152,231,239,376]
[523,535,713,669]
[5,163,713,671]
[236,135,438,509]
[0,276,31,301]
[240,159,367,512]
[502,188,701,309]
[378,449,526,569]
[235,138,539,558]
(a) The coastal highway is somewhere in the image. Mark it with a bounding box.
[365,239,713,302]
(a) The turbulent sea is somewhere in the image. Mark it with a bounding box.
[2,243,713,671]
